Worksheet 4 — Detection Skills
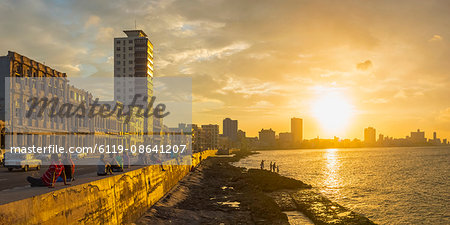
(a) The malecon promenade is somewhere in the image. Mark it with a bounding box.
[0,32,375,225]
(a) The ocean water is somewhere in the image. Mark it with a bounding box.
[234,147,450,224]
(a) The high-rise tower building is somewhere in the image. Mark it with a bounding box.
[223,118,238,141]
[114,30,154,134]
[364,127,376,145]
[291,117,303,144]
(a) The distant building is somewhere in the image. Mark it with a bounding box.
[259,128,276,147]
[431,131,441,145]
[201,124,219,150]
[378,134,384,143]
[237,129,246,141]
[291,117,303,144]
[218,135,231,150]
[279,132,292,148]
[246,137,259,149]
[223,118,238,141]
[191,124,202,151]
[410,129,426,144]
[364,127,376,145]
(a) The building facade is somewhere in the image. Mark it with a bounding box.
[114,30,154,134]
[259,128,276,148]
[364,127,376,145]
[0,51,144,159]
[201,124,219,150]
[223,118,238,142]
[291,117,303,145]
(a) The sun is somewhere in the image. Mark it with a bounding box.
[311,93,354,135]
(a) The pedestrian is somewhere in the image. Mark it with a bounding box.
[260,160,265,170]
[27,153,69,187]
[109,154,123,172]
[57,153,75,182]
[116,153,123,169]
[277,165,280,173]
[273,162,276,172]
[270,161,273,172]
[97,154,113,176]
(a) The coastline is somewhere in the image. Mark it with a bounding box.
[136,151,376,225]
[253,145,450,151]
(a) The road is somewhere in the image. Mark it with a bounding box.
[0,156,148,191]
[0,164,98,191]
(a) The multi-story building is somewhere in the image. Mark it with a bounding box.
[279,132,292,147]
[291,117,303,145]
[0,51,143,157]
[201,124,219,150]
[191,124,202,151]
[114,30,154,134]
[410,129,426,144]
[223,118,238,142]
[259,128,276,148]
[237,129,246,141]
[364,127,376,145]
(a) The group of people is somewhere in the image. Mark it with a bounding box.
[27,153,75,187]
[26,151,133,187]
[259,160,280,173]
[97,152,131,176]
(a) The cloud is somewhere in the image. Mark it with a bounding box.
[429,34,443,42]
[169,42,250,64]
[85,15,101,28]
[356,60,373,70]
[217,76,279,97]
[1,0,450,137]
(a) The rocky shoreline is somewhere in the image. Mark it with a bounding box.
[136,151,376,224]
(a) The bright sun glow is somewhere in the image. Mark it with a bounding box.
[311,93,354,135]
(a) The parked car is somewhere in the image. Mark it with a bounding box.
[35,153,51,162]
[4,153,42,172]
[71,152,87,159]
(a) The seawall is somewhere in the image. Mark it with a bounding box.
[0,150,217,225]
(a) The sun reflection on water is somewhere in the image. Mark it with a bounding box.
[323,148,342,198]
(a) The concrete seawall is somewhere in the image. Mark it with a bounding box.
[0,150,217,225]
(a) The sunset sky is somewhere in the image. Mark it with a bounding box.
[1,0,449,139]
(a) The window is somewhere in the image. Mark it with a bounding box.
[116,61,120,65]
[129,60,133,64]
[116,54,120,57]
[128,40,133,44]
[128,47,133,50]
[116,40,121,44]
[116,47,121,51]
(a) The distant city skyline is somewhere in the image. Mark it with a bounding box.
[1,0,449,139]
